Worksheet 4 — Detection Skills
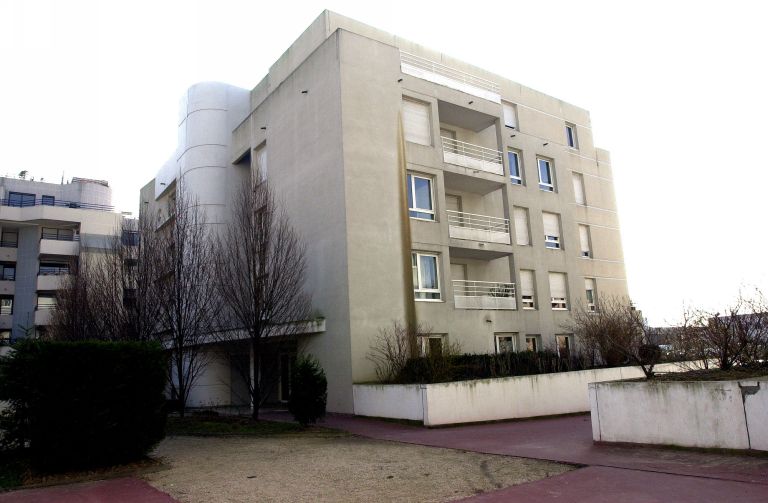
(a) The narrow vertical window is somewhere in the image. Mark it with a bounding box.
[502,102,518,129]
[412,252,441,300]
[255,143,268,181]
[579,225,591,258]
[543,212,561,249]
[556,334,572,357]
[537,158,555,192]
[402,98,432,146]
[585,278,597,312]
[572,173,586,205]
[406,174,435,220]
[520,270,536,309]
[565,123,578,149]
[513,207,530,246]
[549,272,568,310]
[525,335,541,352]
[507,150,522,185]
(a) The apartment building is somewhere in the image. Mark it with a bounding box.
[142,11,628,413]
[0,176,122,347]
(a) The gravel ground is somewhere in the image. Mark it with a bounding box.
[145,433,572,503]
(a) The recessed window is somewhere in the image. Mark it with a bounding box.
[0,262,16,281]
[402,98,432,146]
[556,334,572,357]
[513,207,530,246]
[0,296,13,315]
[572,173,586,205]
[495,333,518,353]
[406,174,435,221]
[255,143,268,181]
[502,102,518,129]
[565,123,578,149]
[520,270,536,309]
[7,192,35,207]
[537,158,555,192]
[507,150,523,185]
[42,228,75,241]
[41,195,55,206]
[585,278,597,312]
[543,212,561,250]
[36,294,57,311]
[549,272,568,310]
[0,231,18,248]
[420,334,446,356]
[525,334,541,352]
[412,252,441,301]
[122,230,140,246]
[579,225,592,258]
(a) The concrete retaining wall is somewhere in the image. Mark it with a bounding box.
[589,378,768,451]
[353,363,686,426]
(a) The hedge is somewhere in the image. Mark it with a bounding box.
[288,356,327,426]
[0,340,167,471]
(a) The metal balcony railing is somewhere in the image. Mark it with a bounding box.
[441,137,504,175]
[1,198,114,211]
[400,52,501,97]
[453,280,516,310]
[41,231,80,242]
[447,210,509,234]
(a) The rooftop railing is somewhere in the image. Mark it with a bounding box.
[1,198,114,211]
[400,52,501,101]
[441,137,504,176]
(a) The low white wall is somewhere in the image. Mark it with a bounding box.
[353,363,687,426]
[589,378,768,451]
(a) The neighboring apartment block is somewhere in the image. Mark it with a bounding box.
[142,11,629,413]
[0,176,122,346]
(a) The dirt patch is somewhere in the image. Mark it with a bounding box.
[144,434,571,503]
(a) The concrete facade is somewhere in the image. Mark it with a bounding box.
[0,176,123,344]
[143,11,629,413]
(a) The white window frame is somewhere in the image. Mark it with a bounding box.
[495,333,518,353]
[407,173,435,221]
[537,158,555,192]
[543,212,561,250]
[520,270,536,310]
[420,334,446,356]
[502,101,518,129]
[525,335,541,352]
[551,297,567,310]
[565,123,578,149]
[585,278,597,312]
[549,272,568,311]
[507,149,522,185]
[556,334,572,357]
[544,235,561,250]
[579,225,592,258]
[412,252,441,302]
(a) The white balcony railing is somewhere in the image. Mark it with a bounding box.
[447,210,511,244]
[400,52,501,103]
[453,280,516,310]
[441,137,504,176]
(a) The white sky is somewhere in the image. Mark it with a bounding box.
[1,0,767,325]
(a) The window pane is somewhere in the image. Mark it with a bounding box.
[538,160,551,184]
[508,152,520,177]
[419,255,438,289]
[413,177,432,211]
[406,175,414,209]
[412,253,418,290]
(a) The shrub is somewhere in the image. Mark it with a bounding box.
[288,356,327,426]
[0,340,167,471]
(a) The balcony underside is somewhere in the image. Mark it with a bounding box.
[455,296,516,310]
[443,166,505,195]
[449,240,513,260]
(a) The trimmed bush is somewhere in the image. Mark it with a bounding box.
[0,340,167,471]
[288,356,327,426]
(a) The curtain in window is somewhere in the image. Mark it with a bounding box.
[419,255,438,289]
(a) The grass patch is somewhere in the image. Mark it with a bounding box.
[652,365,768,382]
[167,415,306,436]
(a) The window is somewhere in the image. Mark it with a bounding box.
[0,330,10,345]
[537,158,555,192]
[549,272,568,310]
[41,228,75,241]
[502,102,518,129]
[420,334,445,356]
[495,333,517,353]
[41,195,55,206]
[0,231,17,248]
[507,150,523,185]
[0,296,13,315]
[543,212,561,249]
[36,293,56,310]
[525,335,541,352]
[255,143,268,181]
[513,207,530,246]
[565,123,578,149]
[7,192,35,207]
[572,173,586,205]
[579,225,592,258]
[406,174,435,221]
[39,262,70,276]
[402,98,432,146]
[585,278,597,312]
[520,270,536,309]
[412,252,441,301]
[0,263,15,281]
[556,334,572,357]
[122,230,139,246]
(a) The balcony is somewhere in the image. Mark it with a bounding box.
[1,198,114,212]
[400,52,501,103]
[39,236,80,256]
[453,280,516,310]
[37,274,70,290]
[442,138,504,176]
[34,307,54,326]
[447,210,510,244]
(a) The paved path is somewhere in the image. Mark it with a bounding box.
[0,477,177,503]
[265,410,768,502]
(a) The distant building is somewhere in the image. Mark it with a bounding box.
[0,176,122,345]
[142,11,629,413]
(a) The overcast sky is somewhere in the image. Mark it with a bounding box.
[1,0,766,325]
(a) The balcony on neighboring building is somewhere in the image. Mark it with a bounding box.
[447,210,510,245]
[453,280,516,310]
[400,51,501,103]
[0,196,113,212]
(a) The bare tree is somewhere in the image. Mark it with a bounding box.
[155,181,220,416]
[212,176,311,420]
[563,296,661,378]
[367,320,433,383]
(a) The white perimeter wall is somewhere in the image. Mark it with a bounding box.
[353,363,687,426]
[589,378,768,451]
